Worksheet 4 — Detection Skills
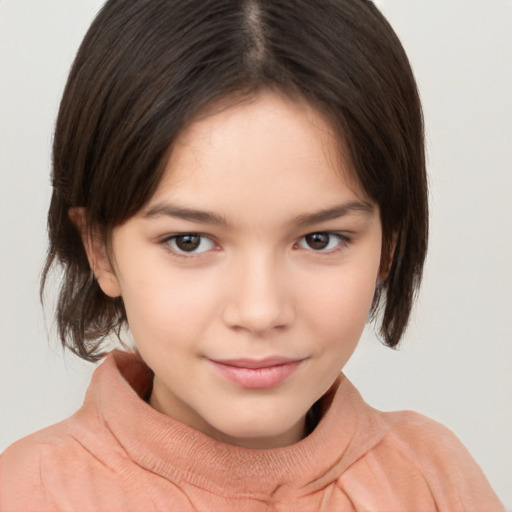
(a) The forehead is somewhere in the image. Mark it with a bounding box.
[147,91,368,220]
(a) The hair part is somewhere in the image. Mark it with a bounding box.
[43,0,428,361]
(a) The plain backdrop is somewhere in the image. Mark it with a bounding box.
[1,0,511,508]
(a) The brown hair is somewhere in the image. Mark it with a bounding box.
[42,0,428,361]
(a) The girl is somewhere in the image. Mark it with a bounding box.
[0,0,506,510]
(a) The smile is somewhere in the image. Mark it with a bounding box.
[208,357,304,389]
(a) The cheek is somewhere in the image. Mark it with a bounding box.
[119,264,221,346]
[300,264,378,339]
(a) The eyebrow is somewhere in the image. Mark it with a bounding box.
[144,202,229,225]
[293,200,375,227]
[143,200,374,227]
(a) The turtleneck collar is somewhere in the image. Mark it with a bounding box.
[85,350,389,498]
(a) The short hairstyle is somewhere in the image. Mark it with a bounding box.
[42,0,428,362]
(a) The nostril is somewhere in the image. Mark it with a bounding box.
[221,259,295,334]
[222,294,295,335]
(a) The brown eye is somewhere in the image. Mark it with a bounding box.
[298,232,349,252]
[305,233,330,250]
[166,234,215,255]
[175,234,201,252]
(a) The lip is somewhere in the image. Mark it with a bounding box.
[208,357,304,389]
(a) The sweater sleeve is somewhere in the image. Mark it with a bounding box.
[0,437,56,512]
[385,411,506,512]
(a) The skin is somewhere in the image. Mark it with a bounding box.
[82,91,384,449]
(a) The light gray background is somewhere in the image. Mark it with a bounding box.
[1,0,511,508]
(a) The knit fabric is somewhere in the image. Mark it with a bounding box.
[0,350,504,511]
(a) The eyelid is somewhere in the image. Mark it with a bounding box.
[158,230,352,258]
[160,233,219,258]
[295,231,352,253]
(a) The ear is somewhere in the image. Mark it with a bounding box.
[379,232,398,282]
[68,207,122,298]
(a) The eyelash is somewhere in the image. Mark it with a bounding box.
[161,231,352,259]
[161,233,218,258]
[295,232,351,253]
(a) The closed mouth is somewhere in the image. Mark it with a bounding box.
[207,357,305,389]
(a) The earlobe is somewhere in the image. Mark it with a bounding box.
[68,207,122,298]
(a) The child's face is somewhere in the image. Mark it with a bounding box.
[95,91,383,449]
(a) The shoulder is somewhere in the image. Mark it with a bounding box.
[382,408,472,459]
[372,409,504,510]
[335,377,484,470]
[381,409,489,476]
[0,421,72,510]
[0,409,116,511]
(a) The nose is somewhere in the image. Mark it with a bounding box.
[222,254,295,335]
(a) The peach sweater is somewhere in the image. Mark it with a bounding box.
[0,351,504,511]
